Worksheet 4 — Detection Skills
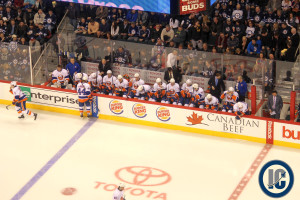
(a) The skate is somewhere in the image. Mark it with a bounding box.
[80,113,83,118]
[18,114,25,119]
[34,113,38,120]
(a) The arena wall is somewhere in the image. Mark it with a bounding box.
[0,80,299,149]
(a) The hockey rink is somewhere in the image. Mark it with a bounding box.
[1,104,300,200]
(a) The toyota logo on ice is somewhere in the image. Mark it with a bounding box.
[115,166,171,186]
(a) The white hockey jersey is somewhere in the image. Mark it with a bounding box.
[181,83,193,93]
[137,84,151,95]
[192,87,205,100]
[152,82,167,91]
[77,82,91,103]
[166,83,180,97]
[220,91,239,104]
[88,74,102,87]
[103,75,117,86]
[112,188,124,200]
[115,79,129,89]
[130,78,145,89]
[233,102,249,113]
[52,69,69,84]
[205,96,219,106]
[11,86,26,101]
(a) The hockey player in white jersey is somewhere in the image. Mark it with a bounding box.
[9,81,37,120]
[150,78,167,102]
[166,78,180,104]
[189,84,205,108]
[220,87,239,112]
[204,94,219,111]
[88,72,102,93]
[112,183,126,200]
[179,79,193,106]
[51,65,70,89]
[129,73,145,87]
[114,75,129,97]
[102,70,117,95]
[77,75,92,118]
[137,85,152,100]
[73,72,88,90]
[233,102,250,120]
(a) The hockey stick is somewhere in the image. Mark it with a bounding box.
[6,104,12,110]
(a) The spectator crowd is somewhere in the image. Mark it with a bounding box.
[70,0,299,62]
[0,0,66,82]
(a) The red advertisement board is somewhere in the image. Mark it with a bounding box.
[179,0,207,15]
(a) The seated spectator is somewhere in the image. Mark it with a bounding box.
[172,26,186,47]
[161,24,174,45]
[150,24,162,44]
[6,19,17,37]
[4,6,16,21]
[282,0,292,12]
[24,7,35,25]
[118,19,130,40]
[44,10,56,32]
[289,27,299,48]
[245,21,255,39]
[19,37,28,45]
[35,23,47,44]
[216,32,227,53]
[127,22,138,42]
[88,19,99,35]
[34,9,45,27]
[223,18,233,37]
[247,38,261,56]
[110,21,119,39]
[232,4,243,20]
[16,21,28,38]
[227,33,239,52]
[0,32,8,42]
[280,23,291,40]
[137,10,148,25]
[138,24,150,43]
[9,34,19,51]
[27,23,36,39]
[0,19,7,35]
[169,16,179,29]
[126,10,138,22]
[96,6,108,20]
[281,42,297,62]
[113,47,131,66]
[98,19,110,39]
[75,17,88,34]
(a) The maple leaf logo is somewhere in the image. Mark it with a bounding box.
[186,112,208,126]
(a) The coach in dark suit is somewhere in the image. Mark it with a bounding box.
[164,66,177,83]
[208,72,225,101]
[267,91,283,119]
